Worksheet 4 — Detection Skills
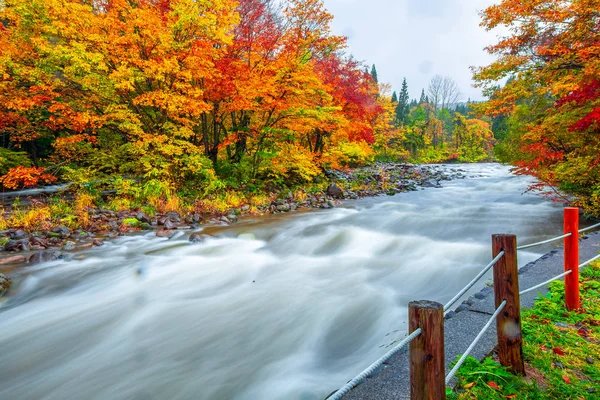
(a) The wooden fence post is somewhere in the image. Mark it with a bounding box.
[409,300,445,400]
[564,207,580,311]
[492,234,525,375]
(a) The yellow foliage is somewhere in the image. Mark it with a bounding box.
[320,140,374,169]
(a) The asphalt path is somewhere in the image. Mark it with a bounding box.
[338,231,600,400]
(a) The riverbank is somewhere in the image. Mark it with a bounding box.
[0,163,468,270]
[341,231,600,400]
[448,261,600,399]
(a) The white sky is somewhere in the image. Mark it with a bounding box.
[323,0,502,101]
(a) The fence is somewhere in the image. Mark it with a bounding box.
[329,207,600,400]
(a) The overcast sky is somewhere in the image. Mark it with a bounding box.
[323,0,501,101]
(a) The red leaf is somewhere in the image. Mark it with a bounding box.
[562,375,571,384]
[577,328,588,337]
[506,395,517,399]
[487,381,500,390]
[553,347,565,356]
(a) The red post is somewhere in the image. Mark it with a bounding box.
[564,207,580,310]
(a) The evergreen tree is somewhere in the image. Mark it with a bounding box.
[410,99,418,108]
[395,78,409,124]
[370,64,378,84]
[391,91,398,103]
[419,89,427,104]
[425,95,430,104]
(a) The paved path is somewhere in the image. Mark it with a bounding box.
[338,231,600,400]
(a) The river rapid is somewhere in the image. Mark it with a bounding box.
[0,164,570,400]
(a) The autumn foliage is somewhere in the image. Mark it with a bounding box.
[0,0,402,193]
[474,0,600,212]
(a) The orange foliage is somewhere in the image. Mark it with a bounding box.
[0,166,57,189]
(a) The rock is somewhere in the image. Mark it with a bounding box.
[52,225,71,238]
[0,255,27,264]
[48,237,63,245]
[4,240,21,251]
[163,219,176,230]
[326,184,344,199]
[220,216,231,224]
[92,239,104,247]
[276,203,290,212]
[136,212,151,224]
[327,200,335,208]
[157,216,169,226]
[241,205,250,212]
[28,251,63,264]
[189,233,210,243]
[165,211,181,222]
[156,230,176,238]
[586,356,594,364]
[553,362,565,369]
[192,213,202,223]
[18,239,30,252]
[30,236,48,248]
[10,229,28,240]
[63,241,77,251]
[0,274,11,292]
[554,322,570,329]
[227,213,238,223]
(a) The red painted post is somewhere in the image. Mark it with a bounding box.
[564,207,580,311]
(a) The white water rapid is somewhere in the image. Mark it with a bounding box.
[0,164,572,400]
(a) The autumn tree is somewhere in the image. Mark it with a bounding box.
[474,0,600,211]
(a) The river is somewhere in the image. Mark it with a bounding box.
[0,163,571,400]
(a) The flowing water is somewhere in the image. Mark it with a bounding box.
[0,164,572,400]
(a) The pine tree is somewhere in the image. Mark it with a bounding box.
[419,89,427,104]
[391,91,398,103]
[370,64,378,84]
[395,78,409,124]
[410,99,418,108]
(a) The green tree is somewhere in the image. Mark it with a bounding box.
[370,64,378,84]
[391,91,397,103]
[395,78,409,125]
[419,89,426,104]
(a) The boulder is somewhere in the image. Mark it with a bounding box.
[326,184,344,199]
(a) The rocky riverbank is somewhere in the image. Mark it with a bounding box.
[0,163,470,275]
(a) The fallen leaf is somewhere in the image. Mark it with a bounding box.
[562,375,571,384]
[506,395,517,399]
[488,381,500,390]
[464,382,476,389]
[553,347,565,356]
[577,328,589,337]
[530,315,539,319]
[540,345,548,352]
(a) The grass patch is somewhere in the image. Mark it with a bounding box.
[448,262,600,399]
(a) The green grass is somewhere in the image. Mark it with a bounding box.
[448,262,600,399]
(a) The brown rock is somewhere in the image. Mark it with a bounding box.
[0,255,27,264]
[156,230,176,238]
